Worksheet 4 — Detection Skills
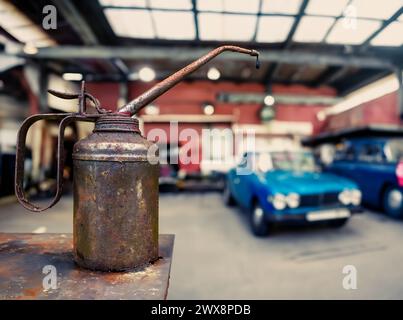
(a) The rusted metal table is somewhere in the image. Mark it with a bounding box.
[0,233,174,300]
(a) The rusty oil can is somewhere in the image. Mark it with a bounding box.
[14,46,259,272]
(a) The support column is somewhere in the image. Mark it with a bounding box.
[118,80,129,108]
[396,68,403,120]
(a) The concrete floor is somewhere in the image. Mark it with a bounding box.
[1,192,403,299]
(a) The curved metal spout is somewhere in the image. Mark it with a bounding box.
[118,45,259,116]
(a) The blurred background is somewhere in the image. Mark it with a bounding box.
[1,0,403,299]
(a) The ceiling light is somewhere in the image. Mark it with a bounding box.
[203,104,215,115]
[62,73,83,81]
[241,68,252,78]
[264,95,275,106]
[207,67,220,80]
[144,104,160,115]
[138,67,156,82]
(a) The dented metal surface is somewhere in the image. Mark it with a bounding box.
[0,233,174,300]
[72,116,159,271]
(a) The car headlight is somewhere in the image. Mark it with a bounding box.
[338,190,350,205]
[350,189,362,206]
[338,189,362,205]
[286,193,300,208]
[268,193,287,210]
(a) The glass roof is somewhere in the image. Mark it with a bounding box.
[98,0,403,46]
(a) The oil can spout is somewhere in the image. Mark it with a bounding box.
[118,45,260,116]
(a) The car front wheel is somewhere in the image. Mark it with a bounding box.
[383,187,403,219]
[250,202,270,237]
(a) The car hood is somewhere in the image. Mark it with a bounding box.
[261,170,357,195]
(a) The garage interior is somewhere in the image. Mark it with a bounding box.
[1,0,403,299]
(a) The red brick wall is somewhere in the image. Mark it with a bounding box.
[86,80,334,125]
[84,80,336,173]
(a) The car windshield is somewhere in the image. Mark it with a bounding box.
[386,139,403,162]
[258,151,317,172]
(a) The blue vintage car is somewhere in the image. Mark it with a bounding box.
[223,150,361,236]
[326,138,403,218]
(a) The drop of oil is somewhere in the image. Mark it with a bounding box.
[255,56,260,69]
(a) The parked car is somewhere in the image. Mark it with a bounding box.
[223,150,362,236]
[326,138,403,218]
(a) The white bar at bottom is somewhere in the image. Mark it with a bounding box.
[306,208,351,222]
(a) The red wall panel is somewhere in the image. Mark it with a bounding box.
[325,91,400,133]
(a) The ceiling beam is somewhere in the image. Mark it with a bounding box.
[191,0,199,41]
[312,66,351,87]
[52,0,98,45]
[13,45,395,69]
[264,0,309,86]
[251,0,263,42]
[284,0,309,47]
[53,0,129,78]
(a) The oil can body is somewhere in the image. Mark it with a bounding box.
[72,116,159,271]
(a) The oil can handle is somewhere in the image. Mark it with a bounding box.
[15,113,95,212]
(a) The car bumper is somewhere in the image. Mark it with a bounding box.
[265,206,362,223]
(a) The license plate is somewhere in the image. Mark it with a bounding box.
[306,209,351,222]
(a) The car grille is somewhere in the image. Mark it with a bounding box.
[299,192,340,207]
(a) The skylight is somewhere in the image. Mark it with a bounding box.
[104,8,155,38]
[261,0,302,15]
[197,0,260,14]
[196,0,224,12]
[256,16,295,43]
[293,16,335,42]
[349,0,403,20]
[326,19,382,45]
[0,1,55,47]
[99,0,147,7]
[152,11,195,40]
[198,13,257,41]
[98,0,403,46]
[149,0,192,10]
[222,0,260,14]
[305,0,349,17]
[370,21,403,46]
